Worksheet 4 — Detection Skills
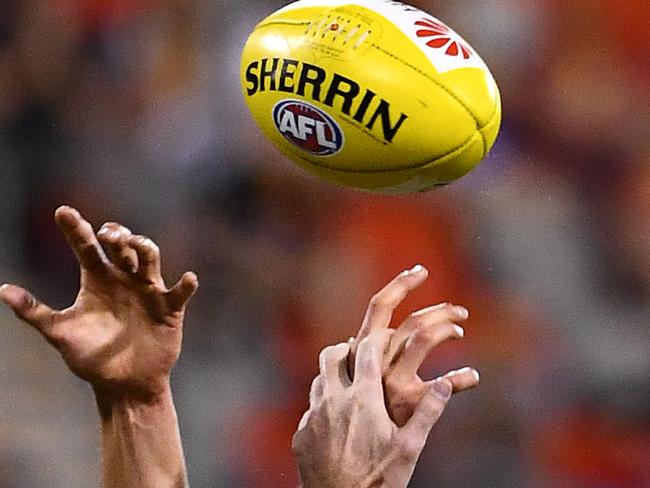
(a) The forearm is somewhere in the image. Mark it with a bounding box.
[97,385,188,488]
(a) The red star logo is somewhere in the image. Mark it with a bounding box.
[414,18,473,59]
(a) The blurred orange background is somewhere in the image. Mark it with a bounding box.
[0,0,648,487]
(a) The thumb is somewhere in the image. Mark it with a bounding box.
[399,378,452,456]
[0,284,55,334]
[166,272,199,312]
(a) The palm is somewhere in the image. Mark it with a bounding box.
[0,206,197,397]
[56,275,178,383]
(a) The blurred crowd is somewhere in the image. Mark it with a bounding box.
[0,0,649,487]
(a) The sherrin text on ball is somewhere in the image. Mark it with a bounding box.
[241,0,501,193]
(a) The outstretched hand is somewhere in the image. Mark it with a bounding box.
[351,265,479,426]
[294,268,480,488]
[0,206,198,402]
[294,330,454,488]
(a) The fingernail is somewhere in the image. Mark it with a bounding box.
[0,284,9,302]
[409,264,424,274]
[433,379,452,400]
[453,306,469,319]
[453,325,465,338]
[456,366,478,380]
[0,285,18,305]
[97,227,109,236]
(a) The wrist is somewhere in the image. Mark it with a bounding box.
[95,379,187,488]
[94,379,174,422]
[299,472,387,488]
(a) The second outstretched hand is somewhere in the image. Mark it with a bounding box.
[0,206,198,402]
[293,330,453,488]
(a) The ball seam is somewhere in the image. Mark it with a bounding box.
[370,43,479,129]
[282,128,479,174]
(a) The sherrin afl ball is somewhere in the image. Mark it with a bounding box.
[241,0,501,194]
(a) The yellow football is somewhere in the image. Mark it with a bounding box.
[240,0,501,194]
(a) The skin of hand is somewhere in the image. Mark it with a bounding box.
[351,265,480,426]
[0,206,198,488]
[293,329,454,488]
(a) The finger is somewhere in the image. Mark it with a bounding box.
[390,321,465,380]
[440,367,480,393]
[399,378,452,455]
[353,329,393,401]
[357,265,429,341]
[296,409,311,432]
[348,265,428,377]
[54,206,109,273]
[309,375,324,407]
[129,234,163,285]
[97,222,138,273]
[386,303,469,366]
[166,272,199,312]
[0,284,55,335]
[319,343,351,395]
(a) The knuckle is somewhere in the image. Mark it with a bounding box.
[356,334,373,353]
[397,435,424,459]
[436,321,459,340]
[132,235,148,248]
[445,303,469,321]
[138,236,158,252]
[318,347,337,371]
[319,346,334,364]
[368,293,386,310]
[333,342,350,357]
[113,229,131,242]
[440,302,456,317]
[115,224,132,236]
[320,342,349,363]
[395,272,414,286]
[133,236,159,258]
[141,240,160,260]
[444,321,459,336]
[410,327,431,346]
[407,314,427,330]
[21,291,38,311]
[310,374,323,388]
[147,239,160,255]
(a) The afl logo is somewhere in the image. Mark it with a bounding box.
[273,100,344,156]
